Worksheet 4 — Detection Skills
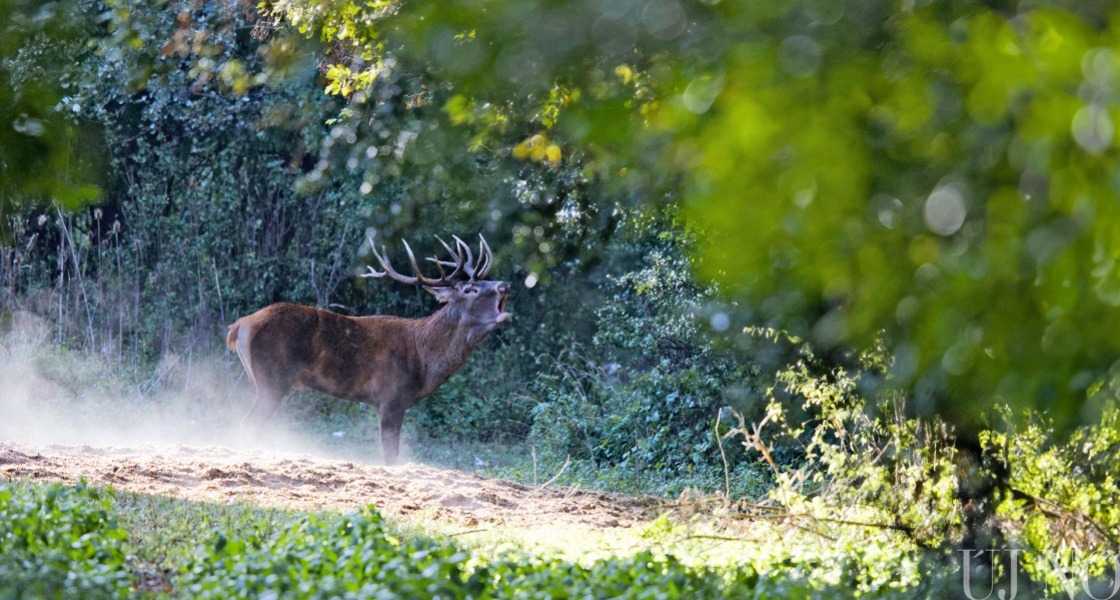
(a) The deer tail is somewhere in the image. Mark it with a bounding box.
[227,319,257,388]
[225,321,241,352]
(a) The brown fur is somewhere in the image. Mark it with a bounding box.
[229,279,509,465]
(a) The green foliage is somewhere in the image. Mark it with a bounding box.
[983,404,1120,595]
[1,0,381,359]
[530,356,740,478]
[529,223,753,492]
[410,359,534,443]
[683,4,1120,434]
[732,334,962,549]
[479,551,761,600]
[183,508,476,598]
[0,0,103,237]
[110,488,297,590]
[0,481,131,598]
[183,505,771,599]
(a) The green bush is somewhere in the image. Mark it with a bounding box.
[529,224,751,487]
[983,403,1120,595]
[0,481,131,598]
[0,478,980,599]
[720,332,962,550]
[0,0,379,361]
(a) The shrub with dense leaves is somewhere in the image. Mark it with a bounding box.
[0,481,131,598]
[530,226,750,482]
[982,403,1120,595]
[727,331,962,549]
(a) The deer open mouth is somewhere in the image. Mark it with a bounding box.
[495,289,510,323]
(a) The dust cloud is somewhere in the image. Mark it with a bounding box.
[0,311,381,462]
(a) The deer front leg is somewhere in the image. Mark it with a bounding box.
[378,403,406,466]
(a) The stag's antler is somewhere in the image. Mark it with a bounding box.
[474,234,493,280]
[431,234,493,281]
[426,234,494,282]
[361,235,469,287]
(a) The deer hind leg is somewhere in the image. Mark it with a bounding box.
[378,404,406,466]
[240,383,287,432]
[234,322,293,432]
[239,364,294,433]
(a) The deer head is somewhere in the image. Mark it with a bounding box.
[362,234,510,343]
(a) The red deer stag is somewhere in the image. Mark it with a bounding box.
[226,235,510,465]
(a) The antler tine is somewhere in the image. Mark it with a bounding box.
[426,256,447,278]
[452,235,476,279]
[435,235,468,281]
[435,236,456,260]
[475,234,494,280]
[360,236,419,285]
[402,240,446,287]
[428,235,469,279]
[472,239,487,280]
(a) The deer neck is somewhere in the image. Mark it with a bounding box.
[413,305,486,397]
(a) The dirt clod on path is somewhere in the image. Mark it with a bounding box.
[0,441,657,532]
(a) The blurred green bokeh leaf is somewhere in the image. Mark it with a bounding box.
[682,5,1120,434]
[0,0,104,234]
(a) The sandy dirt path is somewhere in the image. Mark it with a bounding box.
[0,441,659,533]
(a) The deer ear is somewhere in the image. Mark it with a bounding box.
[424,286,455,303]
